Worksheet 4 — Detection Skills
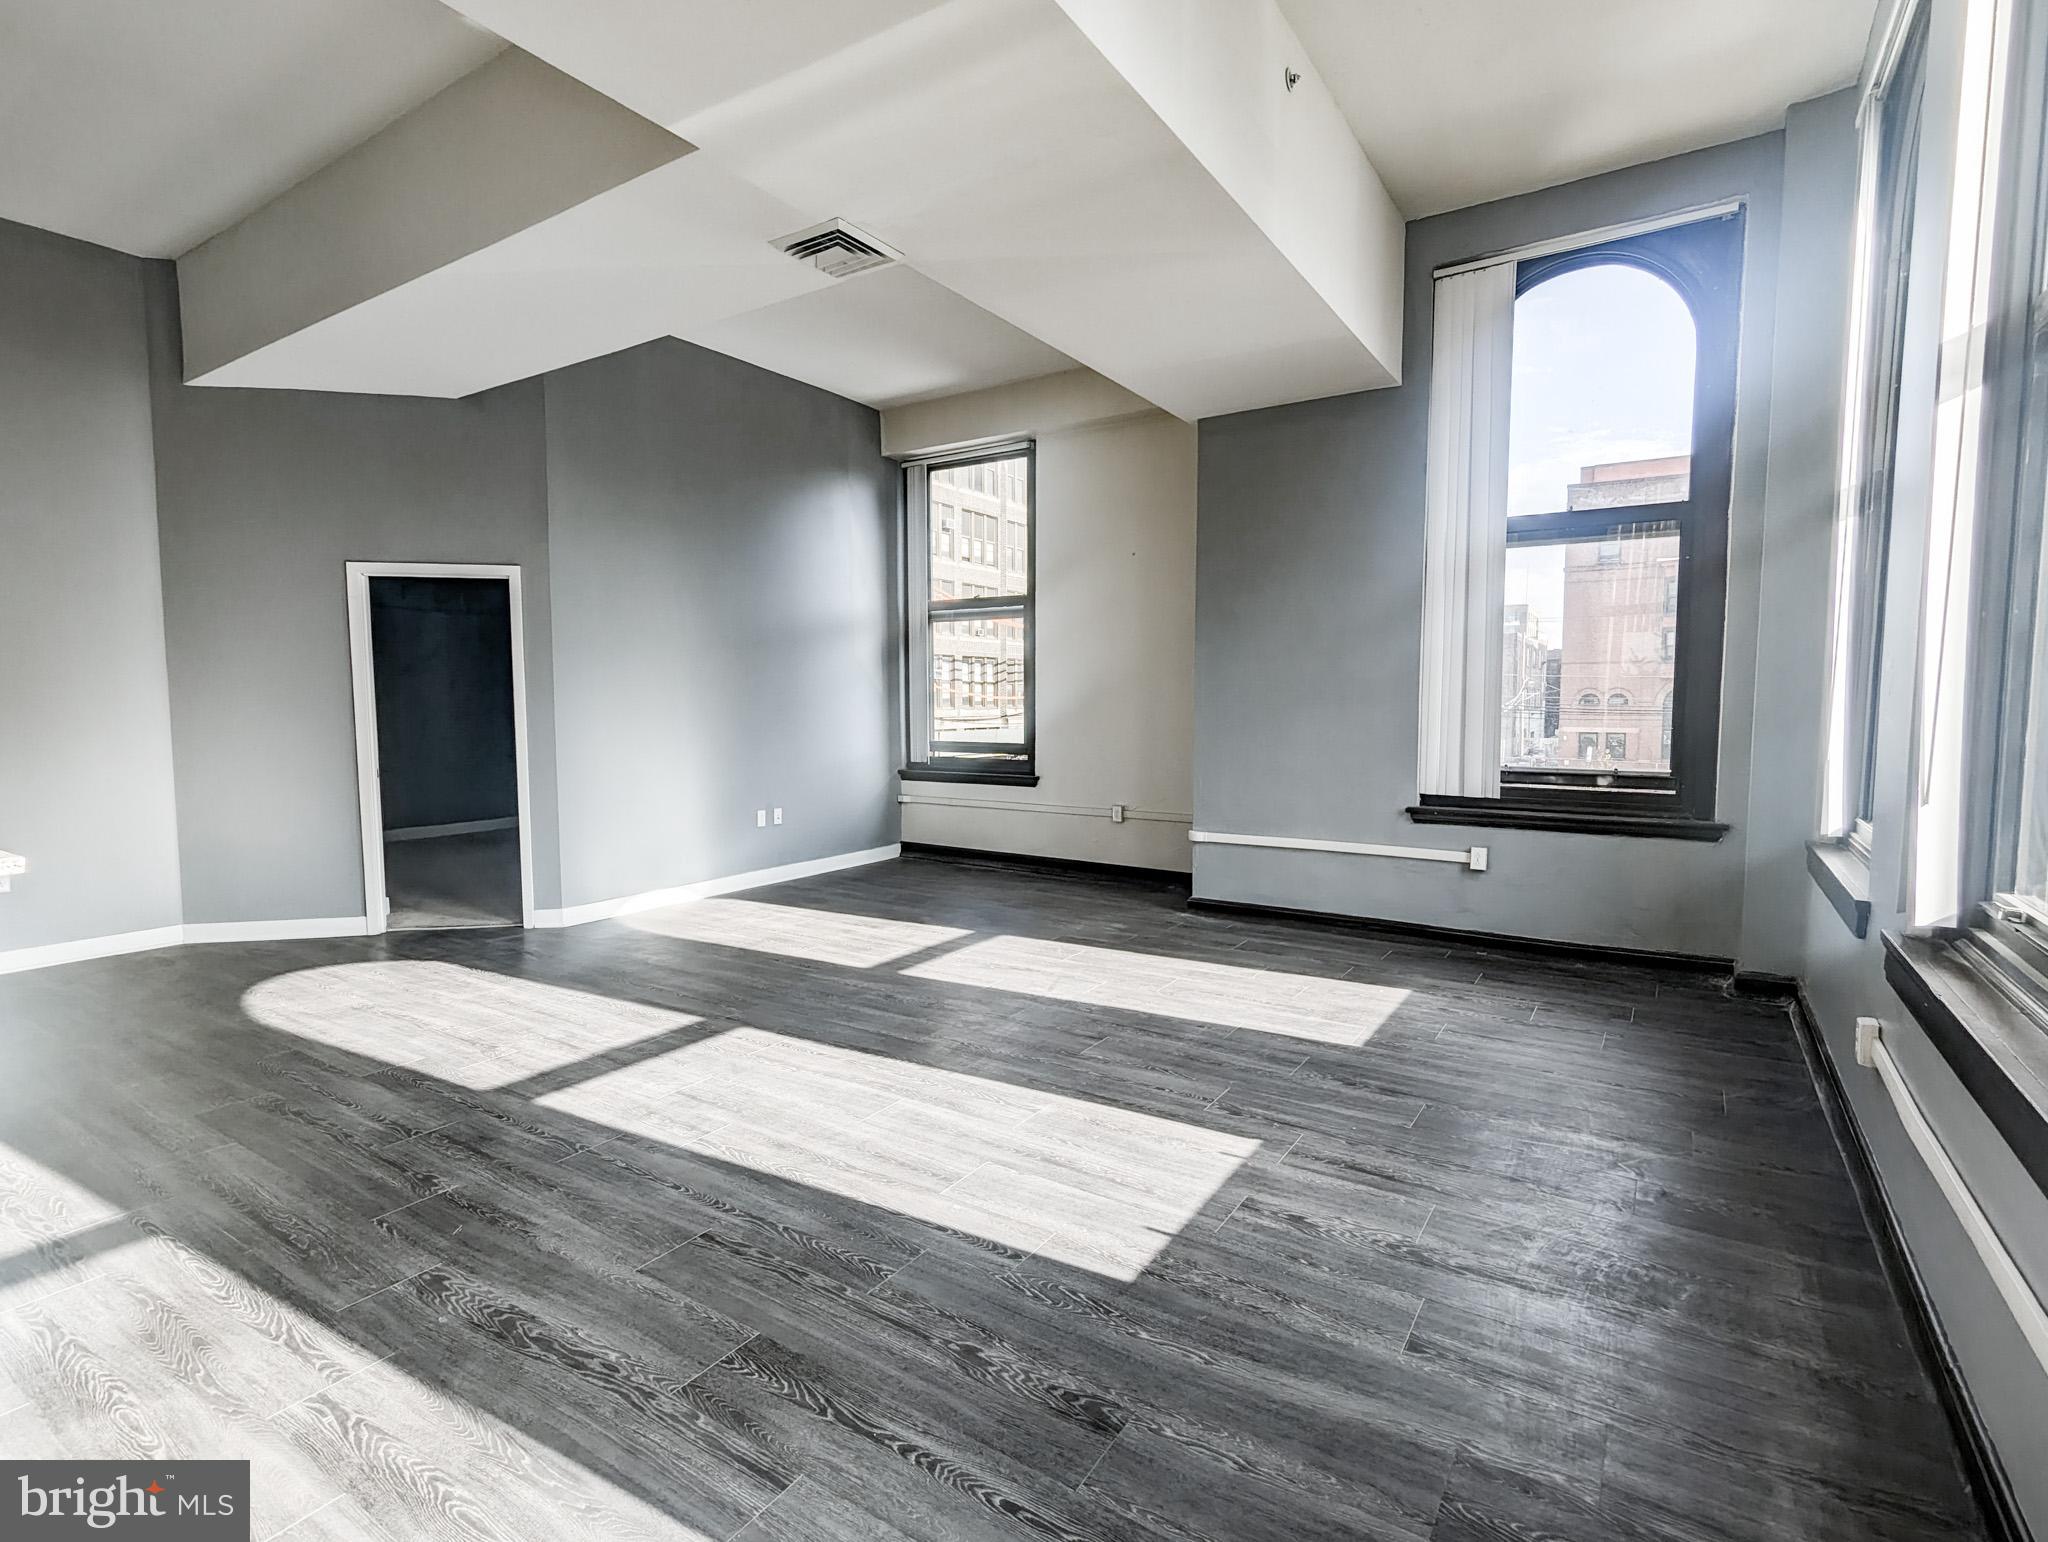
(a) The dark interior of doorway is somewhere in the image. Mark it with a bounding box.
[369,575,521,930]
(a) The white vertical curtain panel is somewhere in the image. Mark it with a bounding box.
[1417,262,1518,799]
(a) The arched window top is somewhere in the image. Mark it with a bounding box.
[1507,261,1697,520]
[1608,690,1631,708]
[1577,692,1600,707]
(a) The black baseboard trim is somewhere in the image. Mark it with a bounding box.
[899,842,1189,888]
[1731,969,1799,1001]
[1788,989,2032,1542]
[1185,895,1733,978]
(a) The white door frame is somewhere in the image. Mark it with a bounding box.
[346,561,536,933]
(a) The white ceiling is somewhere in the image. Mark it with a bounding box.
[0,0,1885,414]
[681,266,1075,411]
[0,0,503,257]
[1278,0,1878,217]
[177,0,1403,417]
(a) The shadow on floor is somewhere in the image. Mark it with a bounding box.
[0,856,1987,1542]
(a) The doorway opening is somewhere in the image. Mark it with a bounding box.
[347,563,534,933]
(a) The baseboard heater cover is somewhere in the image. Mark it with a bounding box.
[1189,829,1487,871]
[1857,1017,2048,1375]
[899,793,1189,824]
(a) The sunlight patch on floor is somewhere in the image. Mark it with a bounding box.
[625,899,970,967]
[902,934,1409,1043]
[535,1024,1259,1279]
[0,1145,721,1539]
[243,961,698,1088]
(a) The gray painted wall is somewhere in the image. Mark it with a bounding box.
[0,220,183,952]
[1762,65,2048,1529]
[1192,134,1786,957]
[543,339,900,911]
[370,576,518,831]
[143,262,562,924]
[1739,91,1861,980]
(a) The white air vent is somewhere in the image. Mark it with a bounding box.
[772,218,900,279]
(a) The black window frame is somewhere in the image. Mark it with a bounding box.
[1411,212,1745,841]
[900,443,1038,787]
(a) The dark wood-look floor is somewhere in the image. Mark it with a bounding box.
[0,854,1982,1541]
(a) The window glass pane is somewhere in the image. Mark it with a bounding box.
[931,614,1025,744]
[929,455,1028,602]
[1507,265,1696,518]
[1502,521,1680,772]
[2016,445,2048,906]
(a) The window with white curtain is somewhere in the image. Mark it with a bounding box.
[1412,213,1745,838]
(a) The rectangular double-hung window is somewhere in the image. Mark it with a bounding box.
[1958,0,2048,995]
[1822,5,1932,852]
[1413,211,1745,838]
[903,445,1035,782]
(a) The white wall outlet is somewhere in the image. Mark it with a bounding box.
[1855,1017,1882,1067]
[1110,804,1125,823]
[756,809,767,828]
[773,807,784,825]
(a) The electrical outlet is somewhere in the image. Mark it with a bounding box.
[773,807,784,825]
[756,809,767,828]
[1110,804,1125,823]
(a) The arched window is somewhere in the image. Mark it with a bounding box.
[1507,264,1696,520]
[1473,211,1740,831]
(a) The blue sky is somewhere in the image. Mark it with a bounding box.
[1502,263,1695,641]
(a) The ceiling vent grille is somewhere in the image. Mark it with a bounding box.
[772,218,900,279]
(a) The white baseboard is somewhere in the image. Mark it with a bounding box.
[534,843,902,929]
[0,925,187,977]
[0,916,371,976]
[385,817,518,843]
[0,843,901,970]
[183,917,370,944]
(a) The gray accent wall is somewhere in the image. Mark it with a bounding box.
[143,263,560,925]
[1193,134,1786,958]
[0,220,183,952]
[542,339,900,912]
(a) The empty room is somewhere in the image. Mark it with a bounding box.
[2,1,2046,1538]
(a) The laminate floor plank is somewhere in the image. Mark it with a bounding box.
[0,854,1985,1541]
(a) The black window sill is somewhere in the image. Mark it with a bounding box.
[1807,838,1873,938]
[1406,798,1728,841]
[899,764,1040,788]
[1883,930,2048,1203]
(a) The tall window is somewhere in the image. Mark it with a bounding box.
[1823,6,1932,849]
[1963,0,2048,976]
[1418,213,1742,836]
[903,446,1035,781]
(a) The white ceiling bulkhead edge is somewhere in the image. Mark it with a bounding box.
[176,0,1407,419]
